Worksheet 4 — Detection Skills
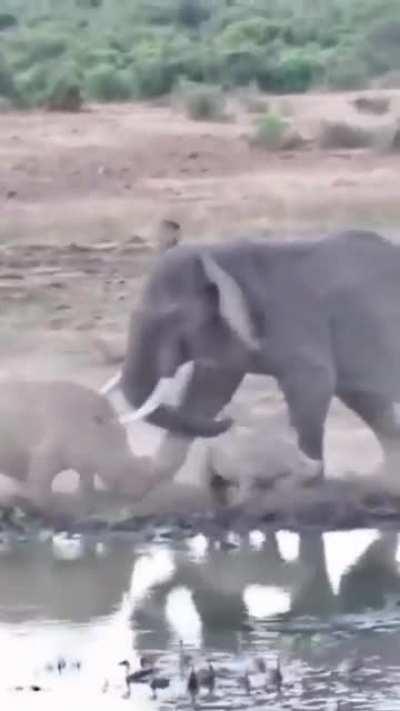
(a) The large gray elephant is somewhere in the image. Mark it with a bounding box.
[0,379,164,509]
[106,230,400,474]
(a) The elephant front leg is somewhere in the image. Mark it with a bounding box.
[149,366,244,489]
[279,365,335,481]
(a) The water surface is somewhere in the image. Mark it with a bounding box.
[1,527,400,710]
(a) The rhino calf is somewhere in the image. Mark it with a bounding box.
[207,422,322,502]
[0,379,152,509]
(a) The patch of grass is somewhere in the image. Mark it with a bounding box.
[318,120,374,150]
[177,80,227,121]
[250,110,290,149]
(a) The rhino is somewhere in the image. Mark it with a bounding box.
[0,379,170,510]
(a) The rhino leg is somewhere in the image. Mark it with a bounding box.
[25,444,62,509]
[78,471,95,498]
[338,389,400,473]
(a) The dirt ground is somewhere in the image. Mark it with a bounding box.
[1,89,400,520]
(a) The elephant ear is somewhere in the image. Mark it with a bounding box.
[200,255,257,350]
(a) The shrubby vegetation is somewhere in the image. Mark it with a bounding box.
[1,0,400,108]
[250,111,289,149]
[175,79,227,120]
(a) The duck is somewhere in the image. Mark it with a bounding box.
[118,659,155,685]
[179,639,193,675]
[254,655,267,674]
[270,655,283,692]
[187,667,199,705]
[239,669,252,694]
[30,685,43,693]
[140,652,160,669]
[57,657,66,675]
[149,674,170,699]
[198,663,216,695]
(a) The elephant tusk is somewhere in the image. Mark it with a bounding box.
[120,361,195,425]
[120,377,172,423]
[100,371,122,395]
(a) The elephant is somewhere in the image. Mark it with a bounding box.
[104,229,400,476]
[0,379,165,510]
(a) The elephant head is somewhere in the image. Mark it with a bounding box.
[118,245,259,438]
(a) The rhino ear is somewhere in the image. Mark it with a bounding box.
[200,255,257,350]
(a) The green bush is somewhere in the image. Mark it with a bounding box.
[134,57,175,97]
[0,96,14,111]
[251,111,289,149]
[14,63,51,106]
[46,76,83,112]
[85,64,134,101]
[12,31,68,66]
[177,80,226,120]
[325,53,369,90]
[0,13,17,31]
[0,52,17,100]
[364,20,400,73]
[3,0,400,109]
[176,0,210,28]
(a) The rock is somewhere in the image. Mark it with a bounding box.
[352,95,390,115]
[279,129,309,151]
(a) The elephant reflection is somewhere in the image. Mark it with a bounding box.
[0,538,136,624]
[130,530,400,652]
[337,532,400,612]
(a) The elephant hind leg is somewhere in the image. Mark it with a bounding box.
[337,389,400,473]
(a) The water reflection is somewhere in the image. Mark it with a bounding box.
[0,528,399,709]
[129,529,400,649]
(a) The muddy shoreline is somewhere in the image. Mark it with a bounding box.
[3,470,400,539]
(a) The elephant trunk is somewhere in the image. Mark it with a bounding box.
[120,362,232,439]
[145,404,232,438]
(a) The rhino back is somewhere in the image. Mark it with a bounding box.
[0,381,119,475]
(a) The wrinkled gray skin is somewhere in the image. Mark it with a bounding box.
[121,230,400,472]
[0,380,152,508]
